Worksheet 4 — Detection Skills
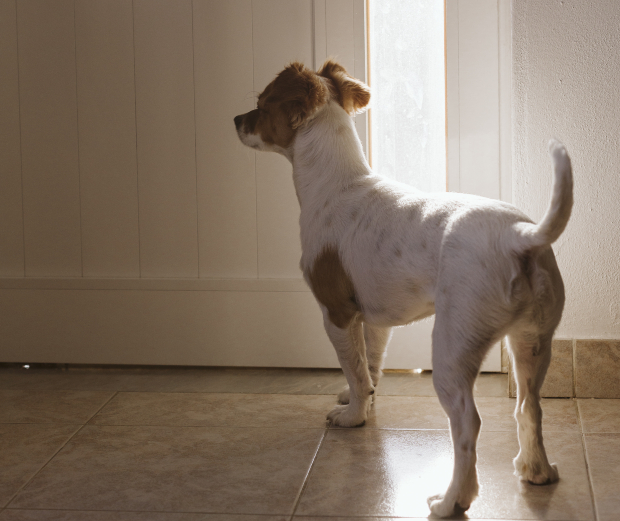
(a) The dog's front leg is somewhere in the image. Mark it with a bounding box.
[322,309,374,427]
[338,323,391,405]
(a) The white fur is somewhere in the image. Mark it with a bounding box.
[236,76,572,517]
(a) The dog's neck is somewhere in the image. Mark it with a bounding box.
[291,101,371,209]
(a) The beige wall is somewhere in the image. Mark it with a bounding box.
[513,0,620,338]
[0,0,374,368]
[0,0,326,280]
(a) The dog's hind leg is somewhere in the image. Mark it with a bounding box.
[508,331,559,485]
[338,323,392,405]
[427,313,489,518]
[322,308,374,427]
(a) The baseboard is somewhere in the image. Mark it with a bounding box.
[1,278,481,370]
[508,339,620,398]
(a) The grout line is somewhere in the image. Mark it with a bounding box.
[575,381,599,520]
[289,427,328,520]
[3,391,118,509]
[580,431,600,521]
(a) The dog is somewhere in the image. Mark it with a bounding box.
[234,60,573,518]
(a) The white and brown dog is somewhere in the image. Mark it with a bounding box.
[234,61,572,518]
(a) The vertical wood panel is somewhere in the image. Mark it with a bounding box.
[75,0,140,277]
[325,0,355,74]
[253,0,313,278]
[256,153,302,278]
[0,0,24,276]
[446,0,461,192]
[326,0,367,158]
[498,0,512,203]
[194,0,257,278]
[353,0,368,158]
[134,0,198,277]
[252,0,313,90]
[17,0,82,277]
[458,0,500,199]
[313,0,327,70]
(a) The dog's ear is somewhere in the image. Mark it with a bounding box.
[279,62,329,129]
[318,60,370,115]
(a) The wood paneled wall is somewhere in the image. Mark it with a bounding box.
[0,0,365,280]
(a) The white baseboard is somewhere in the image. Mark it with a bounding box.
[0,277,500,371]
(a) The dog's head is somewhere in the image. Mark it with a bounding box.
[234,60,370,157]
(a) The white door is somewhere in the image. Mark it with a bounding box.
[0,0,509,370]
[368,0,510,371]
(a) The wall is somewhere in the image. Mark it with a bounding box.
[513,0,620,339]
[0,0,317,280]
[0,0,368,367]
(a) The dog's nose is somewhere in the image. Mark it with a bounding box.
[234,115,243,130]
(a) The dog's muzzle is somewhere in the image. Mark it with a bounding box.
[234,115,243,131]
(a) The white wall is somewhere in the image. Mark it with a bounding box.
[513,0,620,338]
[0,0,371,368]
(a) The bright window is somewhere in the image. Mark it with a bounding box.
[368,0,446,192]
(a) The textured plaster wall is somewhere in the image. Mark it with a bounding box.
[513,0,620,338]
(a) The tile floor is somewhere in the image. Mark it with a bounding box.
[0,365,618,521]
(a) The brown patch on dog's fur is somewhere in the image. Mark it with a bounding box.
[318,60,370,115]
[307,246,360,328]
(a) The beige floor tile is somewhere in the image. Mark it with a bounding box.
[469,431,594,520]
[583,433,620,521]
[296,429,593,519]
[0,367,507,397]
[0,366,236,393]
[195,369,346,395]
[355,396,578,433]
[360,396,448,430]
[9,425,323,515]
[0,512,287,521]
[0,390,114,424]
[577,399,620,433]
[294,518,525,521]
[476,397,580,432]
[91,393,335,428]
[378,372,508,398]
[0,366,198,392]
[377,371,437,397]
[0,367,346,395]
[296,429,454,518]
[0,424,79,508]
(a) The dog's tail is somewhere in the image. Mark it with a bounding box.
[514,139,573,251]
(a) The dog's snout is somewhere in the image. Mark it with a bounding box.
[234,115,243,130]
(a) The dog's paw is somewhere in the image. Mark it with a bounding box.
[514,456,559,485]
[337,386,350,404]
[337,385,376,405]
[326,404,367,427]
[427,494,469,518]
